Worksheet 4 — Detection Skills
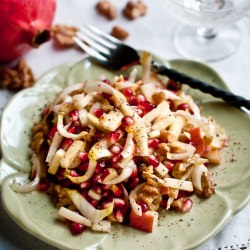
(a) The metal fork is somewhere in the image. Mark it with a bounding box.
[73,24,250,110]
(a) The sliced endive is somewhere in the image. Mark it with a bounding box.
[66,189,114,223]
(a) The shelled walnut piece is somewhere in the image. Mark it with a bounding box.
[111,25,129,40]
[0,59,35,91]
[123,0,148,20]
[52,25,79,47]
[96,0,117,20]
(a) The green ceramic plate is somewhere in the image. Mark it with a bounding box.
[0,56,250,250]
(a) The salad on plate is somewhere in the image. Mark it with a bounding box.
[11,55,227,235]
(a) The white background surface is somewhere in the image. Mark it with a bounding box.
[0,0,250,249]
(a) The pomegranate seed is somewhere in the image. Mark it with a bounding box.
[123,87,134,97]
[107,131,120,144]
[70,170,79,177]
[89,198,99,208]
[92,174,101,185]
[95,161,106,174]
[61,138,73,151]
[103,190,113,198]
[114,198,126,209]
[147,155,159,168]
[80,189,88,198]
[138,101,155,114]
[148,138,160,149]
[136,94,147,104]
[69,222,86,235]
[130,166,138,179]
[128,95,137,105]
[48,125,57,139]
[112,154,122,163]
[121,116,135,126]
[160,199,167,208]
[93,109,104,118]
[168,99,175,111]
[170,159,182,164]
[177,103,189,111]
[68,110,79,121]
[177,190,186,199]
[102,184,111,190]
[77,162,89,173]
[163,160,174,172]
[133,156,143,164]
[56,168,65,181]
[137,200,149,213]
[101,92,112,98]
[129,177,139,189]
[38,180,49,192]
[114,209,124,223]
[80,181,91,189]
[95,132,105,141]
[109,144,123,154]
[181,198,193,213]
[68,125,77,134]
[167,79,181,91]
[78,152,89,163]
[60,178,73,188]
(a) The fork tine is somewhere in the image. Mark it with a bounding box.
[73,36,108,63]
[80,24,118,50]
[84,24,121,46]
[76,31,110,56]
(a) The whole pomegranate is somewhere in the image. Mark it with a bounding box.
[0,0,56,62]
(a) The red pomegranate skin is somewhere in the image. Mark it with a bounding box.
[0,0,56,62]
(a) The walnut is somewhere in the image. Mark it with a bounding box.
[0,59,35,91]
[152,92,166,105]
[198,172,215,198]
[52,25,79,47]
[31,120,49,154]
[139,163,154,178]
[49,185,74,208]
[96,0,117,20]
[111,25,129,40]
[123,0,148,20]
[100,99,115,112]
[141,184,159,195]
[157,143,170,161]
[138,183,162,210]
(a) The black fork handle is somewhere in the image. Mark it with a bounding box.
[152,61,250,110]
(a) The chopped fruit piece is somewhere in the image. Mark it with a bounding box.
[190,127,205,155]
[129,209,158,233]
[203,148,221,164]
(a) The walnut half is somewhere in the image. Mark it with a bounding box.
[0,59,35,91]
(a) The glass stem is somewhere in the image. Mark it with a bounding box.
[196,27,217,39]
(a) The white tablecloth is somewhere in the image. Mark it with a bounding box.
[0,1,249,249]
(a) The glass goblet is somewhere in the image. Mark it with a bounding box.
[164,0,250,61]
